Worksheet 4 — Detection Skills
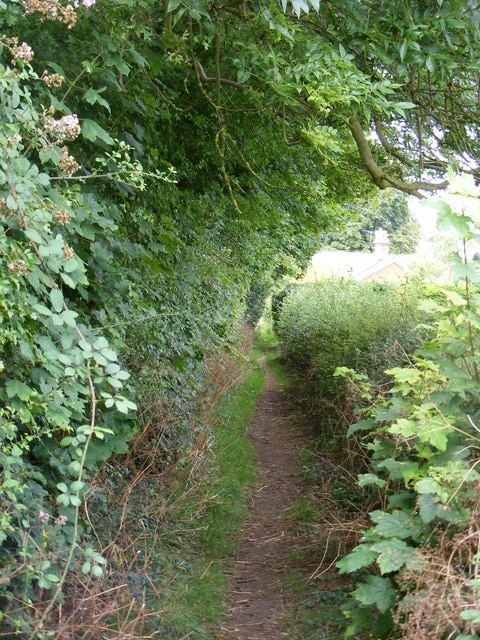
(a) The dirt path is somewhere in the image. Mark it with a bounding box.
[216,356,311,640]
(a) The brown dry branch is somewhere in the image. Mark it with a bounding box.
[395,493,480,640]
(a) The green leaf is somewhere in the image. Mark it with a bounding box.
[82,119,114,146]
[91,564,103,577]
[37,576,53,589]
[37,172,50,186]
[389,418,417,437]
[376,458,420,484]
[10,444,23,457]
[417,493,444,523]
[336,544,377,574]
[33,303,52,316]
[370,510,424,541]
[415,476,448,500]
[101,348,117,362]
[347,418,374,437]
[358,473,386,488]
[93,337,109,350]
[371,538,422,574]
[61,309,78,327]
[5,379,34,401]
[166,0,181,11]
[70,495,82,507]
[352,575,395,613]
[460,609,480,624]
[83,87,111,112]
[435,200,471,234]
[45,573,60,583]
[24,228,45,244]
[50,288,64,313]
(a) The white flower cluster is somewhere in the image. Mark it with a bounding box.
[0,36,34,65]
[14,42,34,63]
[44,113,81,141]
[37,511,68,526]
[41,70,64,88]
[58,145,80,176]
[23,0,95,28]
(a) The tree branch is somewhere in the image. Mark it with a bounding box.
[348,116,448,198]
[194,59,248,91]
[374,118,448,173]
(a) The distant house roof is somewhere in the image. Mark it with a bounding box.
[308,229,416,282]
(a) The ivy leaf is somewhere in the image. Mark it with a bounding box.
[336,544,377,574]
[358,473,386,488]
[352,575,395,613]
[82,119,114,146]
[5,379,34,401]
[50,288,64,313]
[371,538,422,574]
[435,200,471,235]
[83,87,111,113]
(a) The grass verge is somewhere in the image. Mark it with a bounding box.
[159,342,265,636]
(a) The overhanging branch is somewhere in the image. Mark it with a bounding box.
[349,116,448,198]
[194,59,248,91]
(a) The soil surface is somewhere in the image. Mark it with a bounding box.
[216,355,313,639]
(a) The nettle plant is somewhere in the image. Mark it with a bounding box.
[0,9,160,634]
[335,178,480,639]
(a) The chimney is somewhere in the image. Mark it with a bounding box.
[373,228,390,259]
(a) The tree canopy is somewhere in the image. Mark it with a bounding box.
[320,190,420,253]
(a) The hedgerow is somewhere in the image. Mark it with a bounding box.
[0,1,327,635]
[275,181,480,639]
[334,187,480,639]
[274,277,425,432]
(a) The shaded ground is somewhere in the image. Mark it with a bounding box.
[216,356,314,639]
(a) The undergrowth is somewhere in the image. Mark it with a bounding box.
[16,328,263,639]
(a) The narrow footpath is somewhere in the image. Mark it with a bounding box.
[216,356,312,639]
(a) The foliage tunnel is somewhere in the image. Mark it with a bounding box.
[1,0,480,635]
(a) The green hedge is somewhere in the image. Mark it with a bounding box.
[274,278,424,423]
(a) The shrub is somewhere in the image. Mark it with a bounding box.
[336,183,480,639]
[274,277,424,429]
